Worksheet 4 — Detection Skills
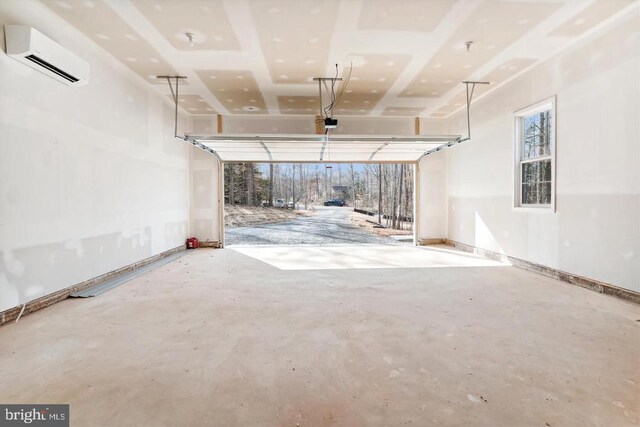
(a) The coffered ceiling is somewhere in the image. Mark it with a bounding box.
[44,0,635,119]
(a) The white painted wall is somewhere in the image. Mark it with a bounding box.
[443,10,640,291]
[189,117,223,245]
[0,1,192,311]
[417,152,447,241]
[416,118,448,241]
[189,149,222,245]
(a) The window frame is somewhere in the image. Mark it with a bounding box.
[513,96,557,212]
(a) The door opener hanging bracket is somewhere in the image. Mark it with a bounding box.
[461,80,490,141]
[157,75,188,139]
[156,75,223,161]
[418,81,490,159]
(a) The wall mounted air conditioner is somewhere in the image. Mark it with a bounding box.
[5,25,89,86]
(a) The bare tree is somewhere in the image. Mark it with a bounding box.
[350,163,357,208]
[291,164,296,209]
[229,164,235,205]
[397,164,404,229]
[378,164,382,224]
[223,162,415,230]
[268,163,273,205]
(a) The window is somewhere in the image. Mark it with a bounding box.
[514,97,556,211]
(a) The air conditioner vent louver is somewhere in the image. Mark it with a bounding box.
[25,54,79,83]
[5,25,89,86]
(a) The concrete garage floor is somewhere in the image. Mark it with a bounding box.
[0,245,638,426]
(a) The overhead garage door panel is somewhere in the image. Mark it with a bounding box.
[192,133,461,162]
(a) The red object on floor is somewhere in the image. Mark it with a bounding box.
[186,237,199,249]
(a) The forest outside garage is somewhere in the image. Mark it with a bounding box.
[223,162,415,246]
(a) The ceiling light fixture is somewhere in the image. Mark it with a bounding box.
[465,41,473,54]
[185,32,195,47]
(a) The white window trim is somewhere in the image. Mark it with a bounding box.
[513,96,557,212]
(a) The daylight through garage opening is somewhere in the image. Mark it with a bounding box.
[222,162,417,247]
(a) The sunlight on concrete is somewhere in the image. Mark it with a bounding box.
[229,244,508,271]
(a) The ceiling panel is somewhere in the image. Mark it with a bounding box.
[357,0,457,32]
[43,0,178,85]
[483,57,537,82]
[400,1,562,98]
[277,96,320,115]
[196,70,267,114]
[41,0,634,118]
[336,54,412,115]
[381,107,426,116]
[168,94,216,115]
[548,0,633,38]
[132,0,241,51]
[430,57,537,117]
[250,0,339,84]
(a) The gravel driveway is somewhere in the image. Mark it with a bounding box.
[225,206,407,246]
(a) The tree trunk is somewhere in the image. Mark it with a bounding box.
[302,164,309,209]
[384,166,391,228]
[315,165,320,202]
[244,163,250,205]
[539,112,546,156]
[291,164,296,210]
[229,164,235,205]
[269,163,273,206]
[397,164,404,230]
[324,166,328,201]
[247,162,256,206]
[377,164,382,224]
[403,166,411,230]
[350,164,356,209]
[391,165,397,229]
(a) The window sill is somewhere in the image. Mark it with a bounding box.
[512,206,556,213]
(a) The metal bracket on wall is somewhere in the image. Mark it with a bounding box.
[259,141,273,161]
[183,135,223,161]
[418,136,463,159]
[313,76,343,121]
[156,75,187,138]
[156,75,223,160]
[419,80,490,159]
[462,80,490,140]
[369,139,393,161]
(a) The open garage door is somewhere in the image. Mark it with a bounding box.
[223,162,416,247]
[160,78,486,249]
[187,133,461,163]
[181,133,461,248]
